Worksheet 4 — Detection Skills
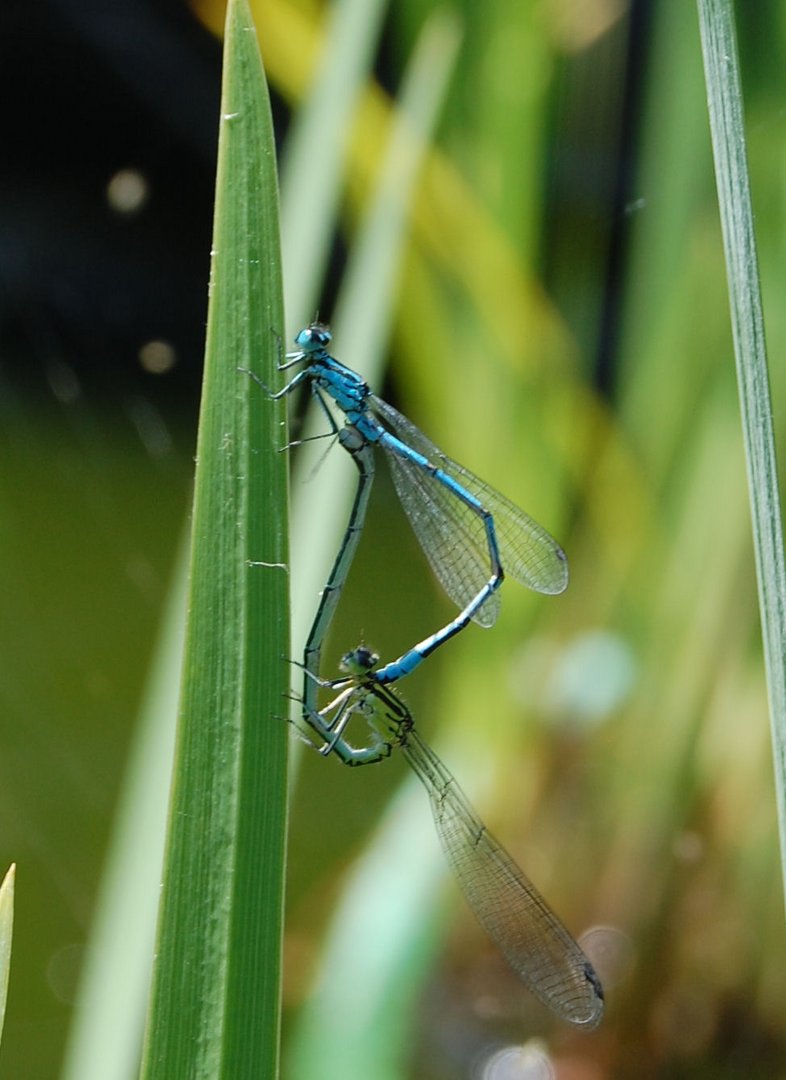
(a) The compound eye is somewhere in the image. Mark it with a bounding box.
[355,646,379,670]
[295,323,331,350]
[340,646,380,674]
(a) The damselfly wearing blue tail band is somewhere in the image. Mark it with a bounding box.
[272,323,568,686]
[305,645,604,1029]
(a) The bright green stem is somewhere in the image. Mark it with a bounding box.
[697,0,786,905]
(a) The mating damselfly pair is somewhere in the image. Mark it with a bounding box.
[260,323,603,1028]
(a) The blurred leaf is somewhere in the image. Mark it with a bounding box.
[285,13,461,1077]
[277,0,390,330]
[0,864,14,1045]
[59,545,186,1080]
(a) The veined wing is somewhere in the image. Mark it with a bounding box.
[370,394,568,626]
[403,730,603,1028]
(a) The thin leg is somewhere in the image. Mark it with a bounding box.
[303,679,395,767]
[300,427,377,758]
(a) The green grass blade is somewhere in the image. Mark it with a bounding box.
[0,864,14,1045]
[279,0,389,330]
[332,9,461,362]
[286,15,462,1076]
[287,791,444,1080]
[289,9,461,702]
[697,0,786,899]
[139,1,288,1077]
[60,546,185,1080]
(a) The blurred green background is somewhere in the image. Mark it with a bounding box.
[2,1,786,1077]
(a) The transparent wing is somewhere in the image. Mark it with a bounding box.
[369,395,568,626]
[403,730,603,1028]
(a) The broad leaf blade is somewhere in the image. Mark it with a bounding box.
[139,2,288,1077]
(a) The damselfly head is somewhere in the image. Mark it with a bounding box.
[340,645,379,675]
[294,323,332,353]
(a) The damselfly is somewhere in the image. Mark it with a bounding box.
[305,644,604,1029]
[274,324,568,689]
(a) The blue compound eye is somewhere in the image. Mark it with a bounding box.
[310,323,332,346]
[295,323,332,351]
